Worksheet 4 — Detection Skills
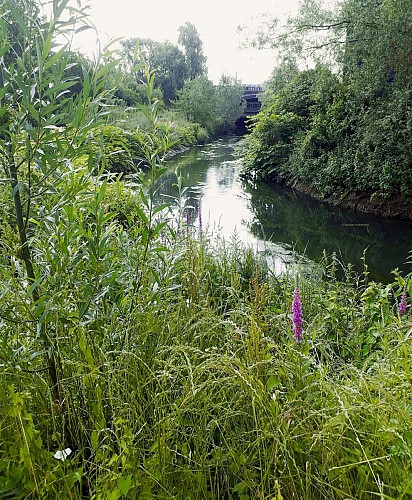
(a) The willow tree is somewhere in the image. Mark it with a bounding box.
[121,37,188,103]
[0,0,117,402]
[178,22,207,80]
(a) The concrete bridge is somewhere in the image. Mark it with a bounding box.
[242,84,263,116]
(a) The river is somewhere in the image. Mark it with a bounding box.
[160,137,412,282]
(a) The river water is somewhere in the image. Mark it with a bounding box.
[160,137,412,282]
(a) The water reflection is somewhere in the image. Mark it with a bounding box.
[245,180,412,282]
[161,137,412,282]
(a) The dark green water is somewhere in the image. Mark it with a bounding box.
[162,137,412,282]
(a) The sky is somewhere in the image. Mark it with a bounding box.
[71,0,300,84]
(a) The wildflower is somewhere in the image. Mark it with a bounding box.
[398,292,408,315]
[53,448,72,461]
[198,205,203,233]
[292,288,303,343]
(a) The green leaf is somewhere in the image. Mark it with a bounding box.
[75,25,93,34]
[118,475,133,496]
[133,40,140,64]
[83,73,91,100]
[233,481,247,493]
[150,220,168,239]
[91,430,99,451]
[139,189,149,208]
[134,206,149,226]
[0,83,9,101]
[0,43,11,60]
[266,375,280,391]
[25,276,44,299]
[95,59,120,82]
[96,181,107,204]
[43,80,76,98]
[152,203,170,216]
[42,31,53,62]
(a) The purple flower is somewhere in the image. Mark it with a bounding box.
[198,205,202,233]
[292,289,303,343]
[398,292,408,315]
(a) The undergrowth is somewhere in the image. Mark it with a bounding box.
[1,191,412,498]
[1,2,411,498]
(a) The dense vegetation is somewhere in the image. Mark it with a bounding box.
[239,0,412,213]
[1,1,412,499]
[115,25,244,141]
[44,14,245,175]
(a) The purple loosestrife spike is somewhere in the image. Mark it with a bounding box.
[198,205,202,233]
[292,289,303,343]
[398,292,407,315]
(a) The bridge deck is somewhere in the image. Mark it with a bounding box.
[242,84,263,116]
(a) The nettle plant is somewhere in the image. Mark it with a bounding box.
[0,0,119,401]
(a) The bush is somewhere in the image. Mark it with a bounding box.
[240,63,412,202]
[86,125,142,173]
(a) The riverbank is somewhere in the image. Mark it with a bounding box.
[165,138,412,281]
[2,214,412,498]
[287,177,412,222]
[241,168,412,222]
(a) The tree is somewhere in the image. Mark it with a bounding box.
[121,37,188,103]
[215,74,245,134]
[259,58,299,108]
[239,0,412,201]
[175,76,220,134]
[178,22,207,80]
[150,40,188,102]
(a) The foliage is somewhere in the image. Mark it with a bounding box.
[215,74,246,134]
[239,66,337,182]
[239,0,412,202]
[1,190,412,497]
[178,22,207,80]
[95,107,209,167]
[101,180,143,228]
[175,75,221,135]
[3,2,411,499]
[175,75,246,136]
[0,0,120,403]
[111,71,163,107]
[121,37,188,103]
[259,58,300,108]
[168,119,209,147]
[61,51,95,101]
[85,125,140,173]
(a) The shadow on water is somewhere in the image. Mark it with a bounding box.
[244,180,412,282]
[160,137,412,282]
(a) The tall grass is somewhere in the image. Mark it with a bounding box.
[1,183,411,498]
[1,2,411,497]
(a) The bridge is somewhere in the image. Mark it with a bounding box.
[234,84,263,134]
[242,84,263,116]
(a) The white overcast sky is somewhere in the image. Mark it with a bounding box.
[71,0,300,84]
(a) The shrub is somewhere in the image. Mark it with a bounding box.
[87,125,142,173]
